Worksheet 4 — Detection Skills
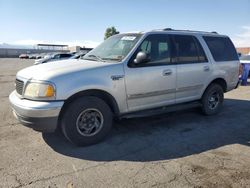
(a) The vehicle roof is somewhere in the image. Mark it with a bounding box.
[122,28,228,37]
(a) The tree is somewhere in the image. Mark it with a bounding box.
[104,26,120,40]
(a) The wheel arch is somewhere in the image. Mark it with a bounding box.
[202,78,227,97]
[58,89,120,123]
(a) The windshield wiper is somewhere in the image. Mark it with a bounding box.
[86,54,105,62]
[102,57,122,62]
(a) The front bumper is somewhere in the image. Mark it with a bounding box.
[9,91,64,132]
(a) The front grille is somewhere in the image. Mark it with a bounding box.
[15,79,24,95]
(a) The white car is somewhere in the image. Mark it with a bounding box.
[240,55,250,64]
[34,53,73,65]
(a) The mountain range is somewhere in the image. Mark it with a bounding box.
[0,43,33,49]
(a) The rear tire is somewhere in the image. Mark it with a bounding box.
[61,96,113,146]
[201,84,224,115]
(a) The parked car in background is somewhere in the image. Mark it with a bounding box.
[240,55,250,85]
[35,53,44,59]
[70,51,89,59]
[19,54,29,59]
[19,53,44,59]
[28,54,37,59]
[34,53,73,65]
[10,29,240,146]
[240,54,250,63]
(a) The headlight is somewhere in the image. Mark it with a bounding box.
[24,81,56,100]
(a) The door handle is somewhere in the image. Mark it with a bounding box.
[203,65,210,72]
[163,69,172,76]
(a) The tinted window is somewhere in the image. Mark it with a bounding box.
[140,40,151,54]
[203,36,238,62]
[173,35,206,63]
[53,54,60,59]
[130,34,172,67]
[194,37,208,62]
[60,54,72,58]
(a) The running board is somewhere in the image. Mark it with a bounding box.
[120,101,201,119]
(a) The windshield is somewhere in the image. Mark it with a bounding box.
[82,34,142,62]
[240,55,250,61]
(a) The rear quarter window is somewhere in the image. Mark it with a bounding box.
[203,36,238,62]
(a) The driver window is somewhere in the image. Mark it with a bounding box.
[129,34,172,67]
[140,40,151,54]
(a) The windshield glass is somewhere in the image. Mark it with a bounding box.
[83,34,142,62]
[240,55,250,61]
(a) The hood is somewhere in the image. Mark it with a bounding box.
[17,59,113,80]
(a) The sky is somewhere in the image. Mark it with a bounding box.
[0,0,250,48]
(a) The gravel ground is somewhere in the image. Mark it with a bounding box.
[0,58,250,188]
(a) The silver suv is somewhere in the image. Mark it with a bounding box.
[9,29,240,146]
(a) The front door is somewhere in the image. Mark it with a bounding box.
[124,34,176,112]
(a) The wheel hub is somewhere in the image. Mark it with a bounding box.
[76,109,104,136]
[208,92,220,110]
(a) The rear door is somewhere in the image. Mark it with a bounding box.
[172,35,212,103]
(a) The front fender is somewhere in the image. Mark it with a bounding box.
[52,64,128,113]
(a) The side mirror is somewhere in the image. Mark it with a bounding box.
[134,51,148,64]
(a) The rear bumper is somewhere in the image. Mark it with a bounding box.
[9,91,64,132]
[226,80,240,91]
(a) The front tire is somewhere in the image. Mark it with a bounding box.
[61,96,113,146]
[201,84,224,115]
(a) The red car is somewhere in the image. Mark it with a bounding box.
[19,54,29,59]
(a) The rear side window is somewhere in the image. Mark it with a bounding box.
[203,36,238,62]
[173,35,207,63]
[194,37,208,62]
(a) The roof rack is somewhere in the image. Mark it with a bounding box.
[160,28,218,34]
[163,28,173,31]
